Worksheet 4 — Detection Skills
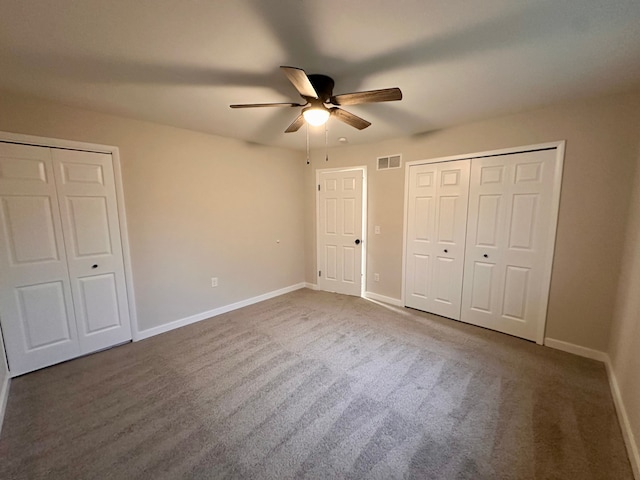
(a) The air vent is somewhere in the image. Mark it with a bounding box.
[377,154,402,170]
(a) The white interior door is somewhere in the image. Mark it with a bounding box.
[405,160,470,319]
[317,168,364,296]
[0,143,80,376]
[461,149,558,341]
[51,149,132,354]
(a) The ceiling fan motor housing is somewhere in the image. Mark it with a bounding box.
[306,74,335,103]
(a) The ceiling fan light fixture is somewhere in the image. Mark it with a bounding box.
[230,66,402,133]
[302,106,330,126]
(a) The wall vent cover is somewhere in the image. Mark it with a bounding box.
[377,154,402,170]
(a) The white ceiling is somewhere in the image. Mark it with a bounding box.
[2,0,640,150]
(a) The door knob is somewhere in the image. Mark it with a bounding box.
[444,249,448,253]
[355,239,361,245]
[483,254,488,258]
[92,264,98,269]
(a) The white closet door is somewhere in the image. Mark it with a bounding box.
[51,149,132,354]
[405,159,470,319]
[461,149,557,341]
[317,169,363,296]
[0,143,80,376]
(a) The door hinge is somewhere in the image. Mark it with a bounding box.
[317,184,320,191]
[318,270,321,277]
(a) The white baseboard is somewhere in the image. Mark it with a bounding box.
[605,355,640,480]
[364,291,404,307]
[307,287,403,307]
[0,374,10,436]
[543,337,608,362]
[134,282,307,341]
[544,338,638,478]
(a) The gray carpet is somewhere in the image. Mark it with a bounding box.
[0,289,633,479]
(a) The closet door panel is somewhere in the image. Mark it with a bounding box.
[77,274,121,333]
[461,149,557,341]
[433,256,456,304]
[468,260,497,314]
[406,164,437,304]
[409,254,431,299]
[0,142,80,376]
[16,282,72,349]
[52,149,132,355]
[405,159,470,319]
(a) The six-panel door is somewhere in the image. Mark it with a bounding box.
[0,143,81,375]
[0,142,131,376]
[51,149,132,355]
[460,150,557,341]
[405,160,470,319]
[317,169,363,296]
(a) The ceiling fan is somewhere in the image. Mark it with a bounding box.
[230,66,402,133]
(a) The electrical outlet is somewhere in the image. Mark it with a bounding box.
[374,273,380,282]
[211,277,218,287]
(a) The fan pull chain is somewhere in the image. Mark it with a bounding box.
[306,123,310,165]
[325,123,329,162]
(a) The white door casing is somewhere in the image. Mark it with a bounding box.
[0,143,81,375]
[51,149,132,354]
[0,138,133,376]
[405,160,470,319]
[317,168,365,296]
[461,149,559,342]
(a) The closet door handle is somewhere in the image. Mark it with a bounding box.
[355,239,361,245]
[92,264,98,269]
[444,249,448,253]
[483,254,488,258]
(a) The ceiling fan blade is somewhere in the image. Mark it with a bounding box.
[285,114,305,133]
[330,87,402,106]
[280,66,319,99]
[230,102,303,108]
[330,108,371,130]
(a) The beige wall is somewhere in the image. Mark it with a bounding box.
[609,145,640,474]
[0,90,306,332]
[0,87,637,352]
[305,89,640,351]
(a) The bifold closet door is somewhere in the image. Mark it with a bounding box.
[0,143,81,375]
[0,142,132,376]
[405,159,470,319]
[461,149,558,341]
[51,149,132,355]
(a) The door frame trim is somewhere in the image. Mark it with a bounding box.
[316,166,368,297]
[0,130,140,350]
[402,141,565,344]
